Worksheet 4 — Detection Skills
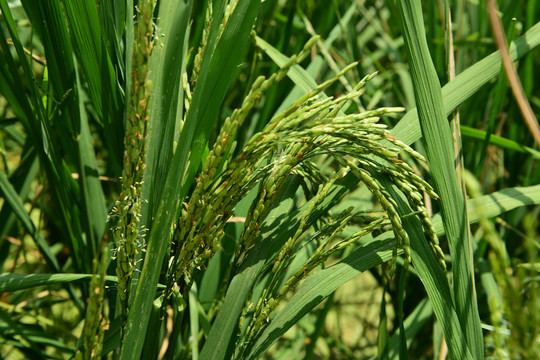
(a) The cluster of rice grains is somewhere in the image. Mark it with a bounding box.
[76,241,109,360]
[167,35,321,291]
[109,0,155,333]
[109,1,444,345]
[99,0,446,355]
[167,34,445,348]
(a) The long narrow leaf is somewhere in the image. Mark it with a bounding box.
[391,21,540,145]
[120,2,261,358]
[61,0,124,170]
[203,173,357,360]
[395,2,483,358]
[245,183,540,359]
[0,0,88,272]
[0,148,38,267]
[143,0,193,223]
[0,273,116,292]
[60,0,121,122]
[0,273,170,293]
[461,125,540,159]
[0,170,59,270]
[180,0,262,198]
[22,0,107,259]
[199,184,298,360]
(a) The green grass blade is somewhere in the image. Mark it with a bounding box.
[0,0,89,272]
[76,76,108,257]
[387,298,432,360]
[119,117,186,359]
[0,59,26,123]
[0,169,59,271]
[21,0,79,135]
[268,3,358,122]
[143,0,193,222]
[0,308,55,356]
[377,290,389,360]
[254,35,318,93]
[0,273,117,292]
[474,19,515,177]
[397,267,408,359]
[255,3,357,129]
[199,183,299,360]
[460,125,540,159]
[395,2,483,358]
[140,297,166,359]
[180,0,261,198]
[60,0,120,123]
[253,34,351,123]
[0,149,38,267]
[385,179,473,360]
[61,0,124,169]
[121,3,261,358]
[245,234,398,360]
[0,1,44,126]
[0,272,170,293]
[199,240,267,360]
[189,284,201,360]
[98,1,126,83]
[245,183,540,359]
[23,0,107,258]
[433,184,540,231]
[202,174,356,360]
[391,20,540,146]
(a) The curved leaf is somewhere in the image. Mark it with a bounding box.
[244,184,540,359]
[395,1,482,357]
[391,21,540,145]
[0,273,116,292]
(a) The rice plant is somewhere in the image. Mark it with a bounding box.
[1,1,539,359]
